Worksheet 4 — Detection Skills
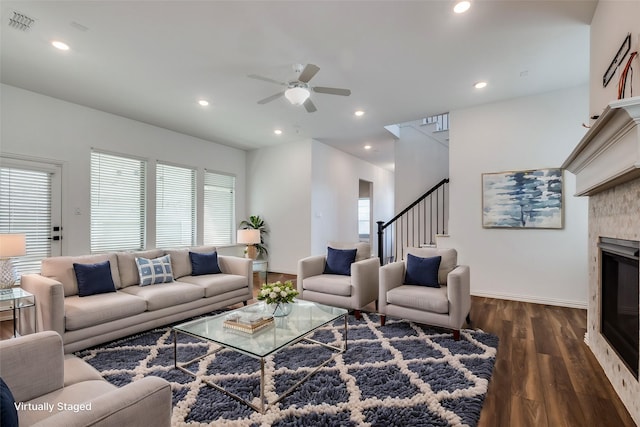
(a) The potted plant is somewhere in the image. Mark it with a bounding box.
[239,215,269,258]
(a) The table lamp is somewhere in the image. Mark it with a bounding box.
[237,229,261,260]
[0,233,26,289]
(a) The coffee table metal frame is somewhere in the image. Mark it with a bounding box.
[172,301,348,413]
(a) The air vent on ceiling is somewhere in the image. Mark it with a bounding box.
[9,11,35,31]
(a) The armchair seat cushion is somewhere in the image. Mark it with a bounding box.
[302,274,352,297]
[386,284,449,314]
[64,292,147,331]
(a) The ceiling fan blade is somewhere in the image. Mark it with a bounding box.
[257,92,284,104]
[298,64,320,83]
[248,74,287,86]
[303,98,317,113]
[313,86,351,96]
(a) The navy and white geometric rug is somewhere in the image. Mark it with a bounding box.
[76,312,498,426]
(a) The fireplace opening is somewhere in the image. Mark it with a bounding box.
[599,237,639,379]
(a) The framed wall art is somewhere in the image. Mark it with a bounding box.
[482,168,563,229]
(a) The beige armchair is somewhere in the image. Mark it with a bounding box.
[379,247,471,340]
[0,331,172,426]
[297,242,379,319]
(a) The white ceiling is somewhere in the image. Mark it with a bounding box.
[0,1,596,171]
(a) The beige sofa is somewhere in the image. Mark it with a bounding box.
[0,331,172,426]
[21,246,252,353]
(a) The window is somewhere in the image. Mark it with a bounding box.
[0,166,53,275]
[91,151,146,253]
[203,171,235,245]
[358,198,371,242]
[156,163,196,247]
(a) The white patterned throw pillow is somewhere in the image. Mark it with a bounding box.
[135,255,174,286]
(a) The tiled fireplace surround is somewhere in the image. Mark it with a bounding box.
[563,97,640,424]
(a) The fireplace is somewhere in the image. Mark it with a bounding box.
[599,237,639,378]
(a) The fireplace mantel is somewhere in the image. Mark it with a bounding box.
[562,96,640,196]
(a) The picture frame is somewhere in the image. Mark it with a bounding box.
[482,168,563,229]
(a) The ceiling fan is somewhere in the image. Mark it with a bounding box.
[248,63,351,113]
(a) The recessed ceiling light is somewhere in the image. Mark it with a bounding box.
[364,145,372,150]
[197,99,209,107]
[453,1,471,13]
[474,81,488,89]
[274,129,283,135]
[354,110,365,117]
[51,40,70,51]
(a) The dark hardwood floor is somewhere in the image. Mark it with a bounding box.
[2,272,635,426]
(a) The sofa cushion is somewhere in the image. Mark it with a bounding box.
[0,377,18,427]
[328,241,370,262]
[117,249,165,287]
[42,253,121,296]
[165,246,216,279]
[135,255,174,286]
[324,247,357,276]
[406,247,457,286]
[120,282,203,311]
[303,274,352,297]
[189,251,221,275]
[177,274,247,298]
[386,284,449,314]
[404,254,441,288]
[64,292,147,331]
[73,261,117,297]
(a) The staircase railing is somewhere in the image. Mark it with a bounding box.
[377,178,449,265]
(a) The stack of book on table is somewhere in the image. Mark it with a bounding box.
[223,313,274,334]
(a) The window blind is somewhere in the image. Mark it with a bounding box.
[203,171,235,245]
[0,167,51,275]
[156,163,196,248]
[91,151,146,252]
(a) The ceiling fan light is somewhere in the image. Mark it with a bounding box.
[284,87,310,105]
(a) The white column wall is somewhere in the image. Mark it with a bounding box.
[447,85,590,307]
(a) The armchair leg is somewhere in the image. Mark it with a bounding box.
[466,314,472,327]
[375,300,378,311]
[354,310,362,320]
[380,315,386,326]
[453,329,461,341]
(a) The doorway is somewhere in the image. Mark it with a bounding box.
[358,180,373,245]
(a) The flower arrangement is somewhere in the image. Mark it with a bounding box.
[257,280,298,305]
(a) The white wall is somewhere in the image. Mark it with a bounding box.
[589,0,640,118]
[447,86,589,307]
[0,84,247,255]
[394,123,449,211]
[246,140,313,274]
[310,140,394,257]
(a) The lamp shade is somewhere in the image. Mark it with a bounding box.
[237,229,261,245]
[284,86,310,105]
[0,234,26,258]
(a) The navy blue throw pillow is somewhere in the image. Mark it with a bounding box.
[323,247,357,276]
[73,260,117,297]
[404,253,441,288]
[189,251,221,276]
[0,378,19,427]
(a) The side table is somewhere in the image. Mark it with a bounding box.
[252,260,268,285]
[0,288,36,337]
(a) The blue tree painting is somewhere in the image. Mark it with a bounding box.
[482,168,563,228]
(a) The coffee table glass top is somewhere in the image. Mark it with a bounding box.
[174,300,347,358]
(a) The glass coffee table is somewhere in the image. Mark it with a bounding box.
[172,300,348,413]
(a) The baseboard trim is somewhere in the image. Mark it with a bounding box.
[471,290,587,309]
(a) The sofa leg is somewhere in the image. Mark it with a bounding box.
[354,310,362,320]
[453,329,460,341]
[243,301,248,306]
[375,300,378,311]
[466,314,472,327]
[380,315,386,326]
